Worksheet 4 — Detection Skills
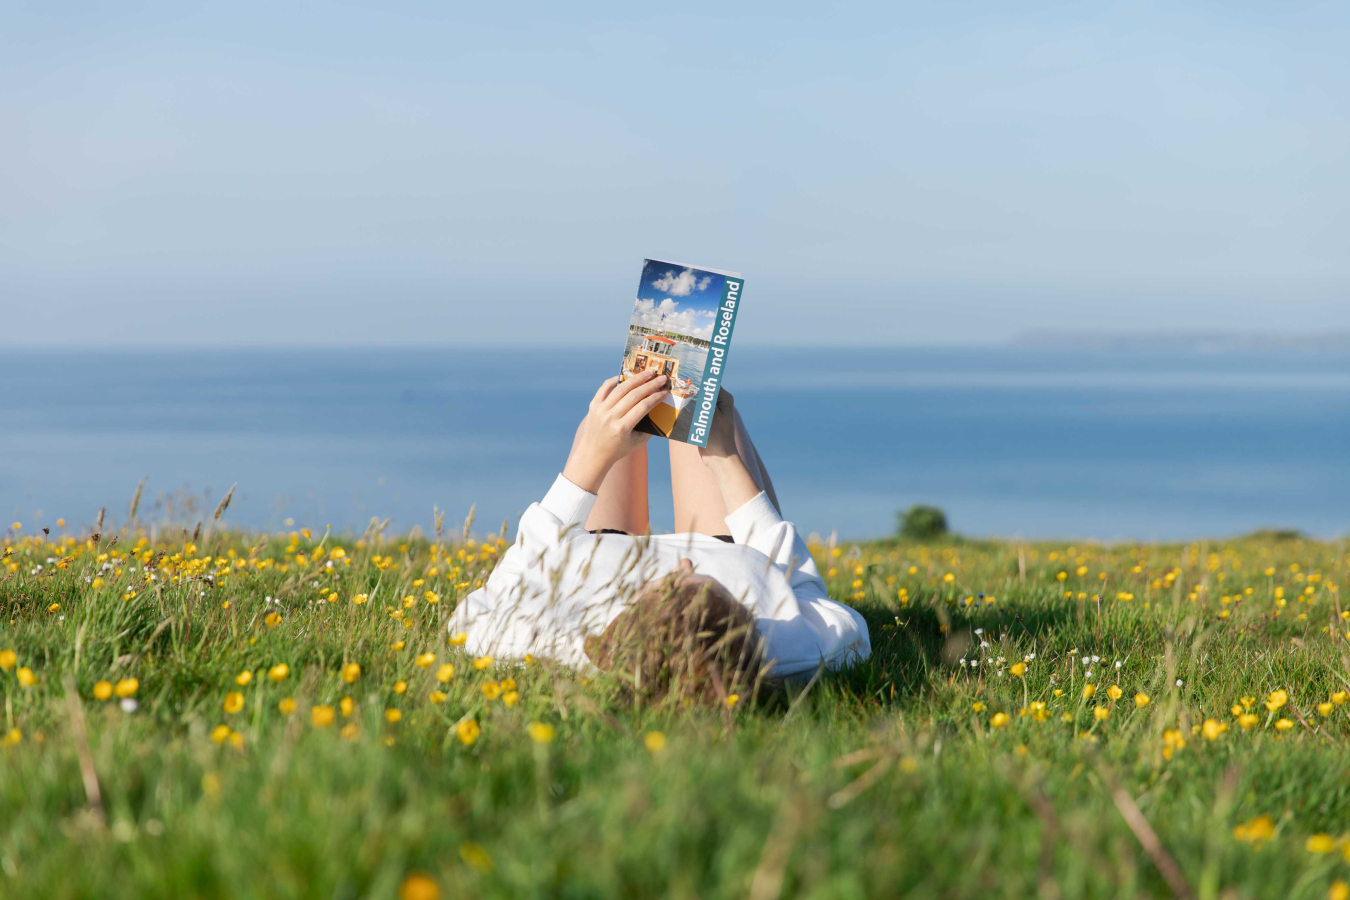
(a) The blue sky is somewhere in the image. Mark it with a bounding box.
[2,2,1347,346]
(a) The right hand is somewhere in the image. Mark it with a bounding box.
[562,370,669,493]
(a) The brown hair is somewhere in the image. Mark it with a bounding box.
[583,573,764,706]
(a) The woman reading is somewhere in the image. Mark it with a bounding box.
[446,369,871,700]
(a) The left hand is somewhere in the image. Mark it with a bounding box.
[698,388,738,464]
[563,370,669,493]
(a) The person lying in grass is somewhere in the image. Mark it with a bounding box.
[446,369,871,700]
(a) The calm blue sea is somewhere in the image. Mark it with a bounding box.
[1,347,1345,541]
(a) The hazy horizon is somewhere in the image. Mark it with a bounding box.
[4,330,1347,351]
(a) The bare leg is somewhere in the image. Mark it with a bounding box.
[670,440,729,535]
[671,407,780,534]
[583,431,650,533]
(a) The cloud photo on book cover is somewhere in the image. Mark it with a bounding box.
[620,259,743,446]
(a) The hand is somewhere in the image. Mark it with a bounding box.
[563,370,669,493]
[697,388,738,464]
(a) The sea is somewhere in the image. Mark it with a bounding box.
[2,347,1346,542]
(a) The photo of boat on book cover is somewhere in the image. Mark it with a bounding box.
[619,259,744,446]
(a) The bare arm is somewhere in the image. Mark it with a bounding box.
[561,370,669,493]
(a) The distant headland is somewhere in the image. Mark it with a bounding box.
[1008,330,1350,353]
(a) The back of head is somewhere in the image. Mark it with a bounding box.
[583,572,763,706]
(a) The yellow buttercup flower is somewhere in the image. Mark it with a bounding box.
[341,696,355,717]
[1134,692,1150,708]
[455,719,480,746]
[278,697,297,715]
[399,872,441,900]
[1202,719,1227,740]
[1265,690,1288,712]
[527,722,555,744]
[1306,834,1337,854]
[17,667,38,687]
[436,664,455,683]
[428,690,447,704]
[115,678,139,697]
[990,712,1010,728]
[268,664,290,682]
[449,632,468,646]
[472,656,492,671]
[415,653,436,668]
[385,708,403,723]
[0,649,16,670]
[1233,814,1276,844]
[502,691,519,707]
[223,691,245,714]
[644,731,667,753]
[1082,684,1095,699]
[210,724,232,744]
[971,701,986,712]
[481,681,502,701]
[235,670,253,686]
[1237,713,1259,729]
[1274,718,1294,731]
[1106,685,1123,700]
[1009,662,1026,677]
[264,612,282,627]
[1093,707,1110,721]
[341,663,361,683]
[311,705,336,727]
[93,680,114,701]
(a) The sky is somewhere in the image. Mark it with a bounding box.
[2,2,1347,347]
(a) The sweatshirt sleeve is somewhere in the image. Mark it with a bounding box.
[537,472,597,529]
[723,491,870,676]
[447,473,595,631]
[723,491,829,598]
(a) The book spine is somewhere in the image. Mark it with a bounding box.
[688,276,744,447]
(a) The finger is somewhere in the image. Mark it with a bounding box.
[613,374,668,419]
[592,375,621,405]
[620,388,671,430]
[602,368,660,410]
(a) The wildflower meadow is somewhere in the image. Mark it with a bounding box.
[2,509,1348,898]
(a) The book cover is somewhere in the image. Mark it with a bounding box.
[619,259,744,446]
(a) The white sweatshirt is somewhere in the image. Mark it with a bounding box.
[446,473,871,679]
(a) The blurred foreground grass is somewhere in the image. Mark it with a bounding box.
[2,518,1348,898]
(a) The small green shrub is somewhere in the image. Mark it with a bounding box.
[898,504,949,540]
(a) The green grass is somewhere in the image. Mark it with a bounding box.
[2,522,1349,898]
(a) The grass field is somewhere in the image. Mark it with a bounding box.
[2,514,1348,899]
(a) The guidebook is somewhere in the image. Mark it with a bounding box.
[619,259,744,446]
